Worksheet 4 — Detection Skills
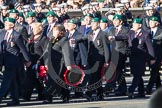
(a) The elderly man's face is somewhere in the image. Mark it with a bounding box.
[47,16,55,24]
[9,13,18,19]
[5,21,14,30]
[84,16,91,25]
[91,22,99,30]
[26,17,35,24]
[100,23,107,30]
[149,20,159,28]
[132,23,142,31]
[113,19,122,27]
[67,23,76,31]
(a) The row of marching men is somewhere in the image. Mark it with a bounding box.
[0,9,162,106]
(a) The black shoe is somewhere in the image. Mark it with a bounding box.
[145,89,152,95]
[21,96,30,101]
[84,94,93,102]
[115,92,126,96]
[42,99,52,104]
[136,94,146,98]
[36,96,46,101]
[127,92,134,99]
[62,97,69,103]
[97,95,104,101]
[7,101,20,106]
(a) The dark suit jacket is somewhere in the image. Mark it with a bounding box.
[15,23,28,42]
[77,29,111,63]
[77,25,92,36]
[67,30,87,66]
[128,29,155,60]
[108,26,129,54]
[150,27,162,60]
[0,29,30,67]
[43,24,54,38]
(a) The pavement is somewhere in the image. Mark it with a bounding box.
[0,66,161,108]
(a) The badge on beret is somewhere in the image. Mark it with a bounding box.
[9,9,19,14]
[4,17,15,24]
[133,18,142,24]
[91,17,100,22]
[149,16,159,22]
[100,18,108,23]
[113,14,122,20]
[26,12,35,18]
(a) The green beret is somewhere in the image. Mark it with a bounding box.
[97,0,104,3]
[81,17,84,21]
[19,12,24,18]
[84,13,93,18]
[41,18,47,24]
[113,14,122,20]
[149,16,159,22]
[68,19,77,24]
[26,12,35,18]
[9,9,19,14]
[91,17,100,23]
[46,11,57,17]
[133,18,142,24]
[100,18,108,23]
[4,17,15,24]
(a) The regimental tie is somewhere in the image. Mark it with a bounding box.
[47,25,51,35]
[151,31,154,42]
[28,26,32,35]
[134,32,138,38]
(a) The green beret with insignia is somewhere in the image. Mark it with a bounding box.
[41,18,47,24]
[46,11,57,17]
[84,13,93,18]
[91,17,100,22]
[68,19,77,24]
[81,17,84,21]
[97,0,104,3]
[113,14,122,20]
[4,17,15,24]
[9,9,19,14]
[133,18,142,24]
[26,12,35,18]
[19,12,24,18]
[149,16,159,22]
[100,18,108,23]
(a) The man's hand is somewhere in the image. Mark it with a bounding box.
[67,66,72,71]
[25,61,31,67]
[108,36,115,41]
[104,63,109,68]
[150,60,156,65]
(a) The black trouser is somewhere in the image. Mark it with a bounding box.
[128,74,144,94]
[147,61,161,92]
[0,67,19,103]
[22,66,44,99]
[116,53,127,93]
[128,57,146,94]
[86,61,103,97]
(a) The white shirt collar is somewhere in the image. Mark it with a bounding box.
[116,25,122,30]
[136,29,142,34]
[151,27,158,36]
